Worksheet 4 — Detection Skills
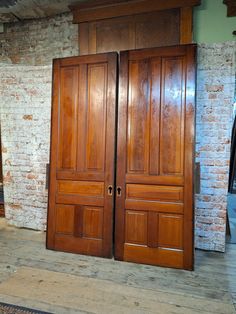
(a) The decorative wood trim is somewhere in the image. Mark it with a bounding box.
[223,0,236,17]
[180,7,193,44]
[70,0,201,23]
[79,23,89,55]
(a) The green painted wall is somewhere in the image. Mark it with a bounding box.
[194,0,236,43]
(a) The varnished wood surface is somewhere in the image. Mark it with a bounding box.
[47,53,117,258]
[73,0,200,55]
[78,11,181,55]
[71,0,201,23]
[0,220,235,314]
[115,45,196,269]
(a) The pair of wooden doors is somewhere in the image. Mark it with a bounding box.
[47,44,196,270]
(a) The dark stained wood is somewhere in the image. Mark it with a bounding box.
[183,45,196,270]
[115,45,196,269]
[70,0,201,23]
[180,7,193,44]
[0,205,4,217]
[91,16,136,54]
[77,11,180,55]
[135,10,180,49]
[57,66,78,171]
[160,56,184,175]
[147,212,159,248]
[223,0,236,17]
[47,53,118,258]
[79,23,89,55]
[71,0,200,55]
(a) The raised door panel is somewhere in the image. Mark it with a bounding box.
[135,10,180,49]
[58,67,78,171]
[125,210,148,245]
[127,60,149,173]
[47,53,117,258]
[115,45,196,270]
[81,10,181,55]
[160,57,185,176]
[86,64,107,171]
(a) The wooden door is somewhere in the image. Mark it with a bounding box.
[115,45,196,270]
[47,53,117,257]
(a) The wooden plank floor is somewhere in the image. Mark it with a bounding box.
[0,218,235,314]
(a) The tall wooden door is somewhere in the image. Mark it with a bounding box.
[47,53,117,257]
[115,45,196,270]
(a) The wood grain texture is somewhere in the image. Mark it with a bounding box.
[125,200,184,214]
[57,181,104,196]
[73,0,199,55]
[0,205,4,217]
[158,214,183,249]
[0,221,235,314]
[47,53,118,258]
[46,59,60,250]
[180,7,193,44]
[125,210,148,245]
[126,184,184,202]
[160,56,185,175]
[127,59,149,173]
[183,45,196,270]
[55,204,75,234]
[78,10,181,55]
[115,45,196,269]
[70,0,201,23]
[58,66,78,171]
[86,64,107,171]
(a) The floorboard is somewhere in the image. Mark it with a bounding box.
[0,219,235,314]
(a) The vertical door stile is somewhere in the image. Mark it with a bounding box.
[115,51,129,261]
[47,45,196,270]
[115,45,196,269]
[47,53,118,258]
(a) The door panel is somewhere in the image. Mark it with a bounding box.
[125,210,148,245]
[58,67,78,171]
[86,64,107,171]
[160,57,184,175]
[127,60,149,174]
[115,45,196,269]
[47,53,117,258]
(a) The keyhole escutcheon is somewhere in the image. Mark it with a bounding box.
[108,185,113,196]
[117,186,122,197]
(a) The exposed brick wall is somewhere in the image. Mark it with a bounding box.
[0,65,52,230]
[0,12,78,230]
[0,12,78,65]
[195,42,236,251]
